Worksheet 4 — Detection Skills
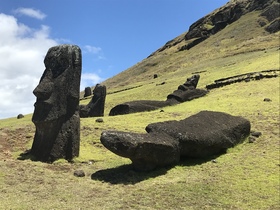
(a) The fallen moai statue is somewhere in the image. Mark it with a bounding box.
[31,44,82,162]
[101,111,251,171]
[109,74,207,116]
[80,84,106,118]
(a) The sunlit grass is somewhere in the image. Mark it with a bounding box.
[0,8,279,209]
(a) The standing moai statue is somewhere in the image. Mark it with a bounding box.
[31,44,82,162]
[79,84,106,118]
[84,86,92,98]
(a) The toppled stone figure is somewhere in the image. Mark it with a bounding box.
[167,74,207,102]
[79,84,106,118]
[109,74,207,116]
[30,44,82,162]
[101,111,251,171]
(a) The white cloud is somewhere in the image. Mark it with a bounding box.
[84,45,102,54]
[0,13,57,119]
[80,73,103,91]
[83,45,106,60]
[13,8,46,20]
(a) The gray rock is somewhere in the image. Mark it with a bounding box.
[251,131,262,137]
[31,44,81,162]
[74,170,85,177]
[95,118,104,123]
[17,114,24,119]
[248,137,256,143]
[265,19,280,33]
[260,2,280,22]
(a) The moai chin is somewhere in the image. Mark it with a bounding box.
[31,44,82,162]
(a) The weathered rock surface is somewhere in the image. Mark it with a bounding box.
[80,84,106,118]
[265,18,280,33]
[101,131,180,171]
[109,75,207,116]
[206,70,279,90]
[149,0,278,56]
[84,87,92,98]
[109,100,177,116]
[17,114,24,119]
[146,111,251,158]
[31,44,81,162]
[74,170,85,177]
[101,111,251,171]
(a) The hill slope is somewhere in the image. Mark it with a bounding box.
[1,0,279,209]
[101,0,279,93]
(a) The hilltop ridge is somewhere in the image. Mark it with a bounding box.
[101,0,279,91]
[149,0,278,55]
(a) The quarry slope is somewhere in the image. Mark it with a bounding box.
[0,0,279,209]
[101,0,279,95]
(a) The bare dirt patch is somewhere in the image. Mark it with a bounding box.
[0,126,34,160]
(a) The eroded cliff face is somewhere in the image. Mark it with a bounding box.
[149,0,279,56]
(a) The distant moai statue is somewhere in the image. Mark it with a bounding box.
[31,44,82,162]
[79,84,106,118]
[167,74,205,102]
[84,87,92,98]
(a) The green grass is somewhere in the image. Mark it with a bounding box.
[0,7,279,210]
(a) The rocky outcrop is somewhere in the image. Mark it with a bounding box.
[101,111,251,171]
[109,75,207,116]
[180,0,278,50]
[150,0,278,56]
[206,69,279,90]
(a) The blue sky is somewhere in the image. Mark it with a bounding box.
[0,0,229,119]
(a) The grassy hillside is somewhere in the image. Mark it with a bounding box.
[0,4,279,210]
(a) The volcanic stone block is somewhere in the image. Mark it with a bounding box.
[166,74,207,102]
[80,84,106,118]
[84,87,92,98]
[101,131,180,171]
[146,111,251,158]
[101,111,251,171]
[31,44,82,162]
[109,100,177,116]
[109,74,207,116]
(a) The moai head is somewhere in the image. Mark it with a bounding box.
[184,74,200,89]
[32,45,81,123]
[31,45,82,162]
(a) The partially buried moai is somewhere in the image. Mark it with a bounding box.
[79,84,106,118]
[31,44,82,162]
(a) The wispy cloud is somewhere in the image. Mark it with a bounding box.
[80,73,103,90]
[13,8,46,20]
[83,45,106,60]
[84,45,102,54]
[0,13,57,119]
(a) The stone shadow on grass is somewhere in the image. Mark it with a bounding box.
[179,153,224,167]
[17,149,37,161]
[90,154,222,185]
[91,164,170,185]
